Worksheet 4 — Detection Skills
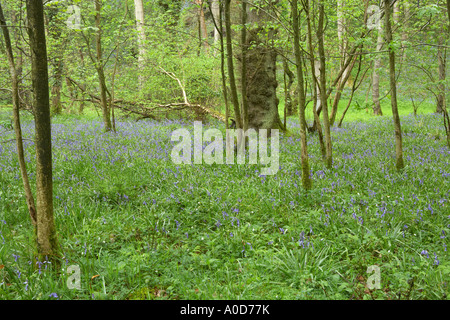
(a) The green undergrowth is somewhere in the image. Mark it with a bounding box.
[0,107,448,300]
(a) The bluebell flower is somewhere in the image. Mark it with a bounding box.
[420,250,429,258]
[433,253,440,266]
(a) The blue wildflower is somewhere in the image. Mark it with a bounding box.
[49,293,58,299]
[420,250,429,258]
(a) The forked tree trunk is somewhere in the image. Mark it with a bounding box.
[26,0,59,264]
[384,0,404,170]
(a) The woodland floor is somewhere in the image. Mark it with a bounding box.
[0,103,449,300]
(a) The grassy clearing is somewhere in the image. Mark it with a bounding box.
[0,104,448,300]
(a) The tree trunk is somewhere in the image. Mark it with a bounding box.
[211,0,220,45]
[196,0,209,52]
[384,0,404,170]
[393,0,400,24]
[46,3,65,115]
[372,24,383,116]
[314,60,322,116]
[305,0,326,160]
[134,0,146,92]
[95,0,112,132]
[443,0,450,147]
[216,1,229,128]
[338,53,366,127]
[292,0,311,190]
[240,0,249,132]
[317,1,333,168]
[0,3,37,226]
[436,36,446,113]
[243,0,283,131]
[50,62,63,114]
[10,8,26,110]
[329,55,357,126]
[224,0,242,128]
[26,0,59,263]
[329,0,352,125]
[283,58,295,116]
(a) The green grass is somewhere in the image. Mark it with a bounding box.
[0,103,448,300]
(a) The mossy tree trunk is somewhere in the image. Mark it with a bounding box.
[242,0,283,132]
[26,0,59,264]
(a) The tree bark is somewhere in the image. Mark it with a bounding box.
[436,36,446,113]
[329,0,353,125]
[329,55,357,126]
[305,0,326,160]
[384,0,404,170]
[292,0,311,190]
[283,58,295,116]
[372,24,384,116]
[317,1,333,168]
[216,1,230,128]
[196,0,209,52]
[26,0,59,263]
[94,0,112,132]
[211,0,220,45]
[444,0,450,147]
[46,3,65,115]
[242,0,283,131]
[224,0,242,128]
[240,0,249,132]
[0,3,37,226]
